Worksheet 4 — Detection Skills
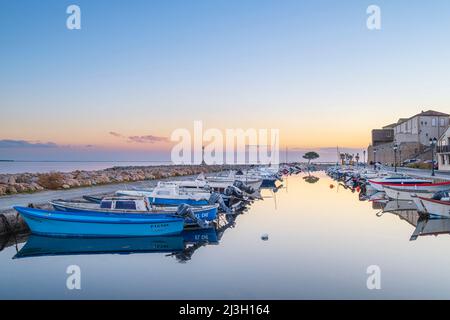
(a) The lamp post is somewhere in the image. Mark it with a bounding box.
[393,143,398,173]
[373,149,377,170]
[430,138,437,176]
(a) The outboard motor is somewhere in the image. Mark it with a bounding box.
[209,192,232,214]
[233,180,255,195]
[432,191,450,201]
[225,185,244,198]
[176,204,208,229]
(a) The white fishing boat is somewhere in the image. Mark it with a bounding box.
[411,192,450,217]
[368,176,431,192]
[173,173,262,193]
[116,181,212,206]
[205,171,263,190]
[384,185,436,201]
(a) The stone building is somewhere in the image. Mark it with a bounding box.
[367,110,449,165]
[437,126,450,171]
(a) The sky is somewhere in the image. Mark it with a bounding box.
[1,0,450,161]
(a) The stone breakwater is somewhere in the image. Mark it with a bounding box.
[0,165,226,196]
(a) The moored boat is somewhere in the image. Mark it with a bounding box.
[116,181,211,206]
[14,206,185,238]
[384,185,436,201]
[368,176,436,192]
[50,197,218,226]
[411,191,450,217]
[177,173,262,192]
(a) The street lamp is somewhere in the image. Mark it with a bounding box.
[393,143,398,173]
[430,138,437,176]
[373,149,377,170]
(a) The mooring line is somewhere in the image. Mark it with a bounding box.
[0,213,12,234]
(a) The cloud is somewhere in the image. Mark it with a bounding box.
[109,131,123,138]
[127,135,169,144]
[0,139,58,148]
[110,131,169,144]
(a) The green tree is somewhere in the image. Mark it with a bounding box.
[302,151,320,164]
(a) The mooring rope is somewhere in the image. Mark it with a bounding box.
[0,213,12,234]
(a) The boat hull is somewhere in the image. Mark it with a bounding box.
[15,206,184,238]
[414,197,450,217]
[369,179,450,193]
[384,186,435,201]
[51,202,218,224]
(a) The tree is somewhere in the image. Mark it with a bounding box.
[302,151,320,164]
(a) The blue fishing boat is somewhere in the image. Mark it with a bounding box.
[50,197,218,227]
[14,206,184,238]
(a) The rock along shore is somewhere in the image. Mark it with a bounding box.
[0,165,228,196]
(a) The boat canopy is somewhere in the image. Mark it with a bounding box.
[100,197,150,211]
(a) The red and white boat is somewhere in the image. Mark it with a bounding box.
[368,176,450,192]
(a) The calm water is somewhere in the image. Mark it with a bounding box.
[0,161,172,174]
[1,172,450,299]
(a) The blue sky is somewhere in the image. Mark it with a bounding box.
[1,0,450,161]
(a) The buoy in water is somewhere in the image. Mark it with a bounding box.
[261,233,269,241]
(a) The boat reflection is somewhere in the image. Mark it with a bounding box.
[382,200,418,213]
[377,206,450,241]
[13,209,244,262]
[13,216,240,262]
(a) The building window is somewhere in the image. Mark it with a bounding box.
[432,118,437,126]
[440,118,445,126]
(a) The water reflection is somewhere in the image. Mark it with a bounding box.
[303,175,320,184]
[374,200,450,241]
[12,213,241,263]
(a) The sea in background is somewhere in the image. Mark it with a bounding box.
[0,161,173,174]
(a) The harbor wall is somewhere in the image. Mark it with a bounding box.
[367,142,430,165]
[0,165,229,196]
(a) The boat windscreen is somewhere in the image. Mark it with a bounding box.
[100,201,112,209]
